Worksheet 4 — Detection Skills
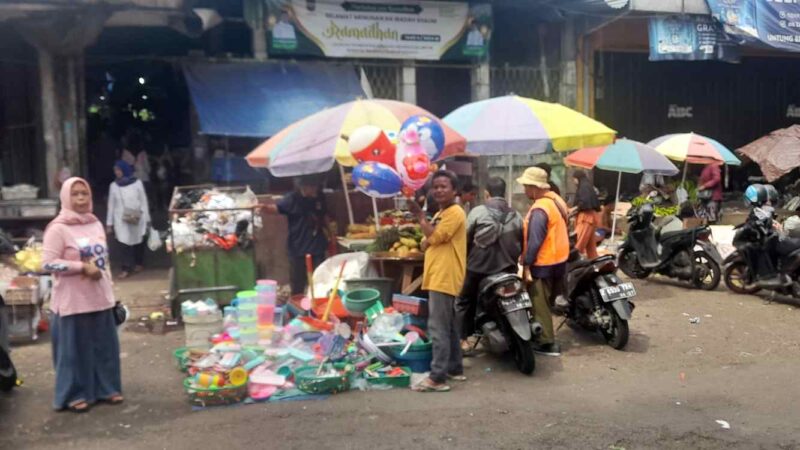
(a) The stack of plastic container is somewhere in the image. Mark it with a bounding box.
[255,280,280,343]
[236,290,259,345]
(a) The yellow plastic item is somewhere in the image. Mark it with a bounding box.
[228,367,248,387]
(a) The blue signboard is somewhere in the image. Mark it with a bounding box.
[649,15,741,62]
[707,0,800,52]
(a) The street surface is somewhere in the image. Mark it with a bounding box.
[2,272,800,449]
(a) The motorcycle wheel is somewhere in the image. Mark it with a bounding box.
[600,307,629,350]
[691,251,721,290]
[723,261,761,295]
[618,249,651,279]
[510,333,535,375]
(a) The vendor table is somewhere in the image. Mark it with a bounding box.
[369,253,424,295]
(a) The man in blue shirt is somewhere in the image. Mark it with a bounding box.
[265,178,328,295]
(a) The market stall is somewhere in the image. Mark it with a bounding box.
[167,185,261,317]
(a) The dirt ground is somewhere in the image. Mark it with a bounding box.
[3,271,800,450]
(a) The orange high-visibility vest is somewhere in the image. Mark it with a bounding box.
[522,191,570,268]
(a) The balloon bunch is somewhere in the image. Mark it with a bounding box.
[349,115,445,198]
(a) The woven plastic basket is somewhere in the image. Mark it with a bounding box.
[182,378,248,407]
[294,363,354,395]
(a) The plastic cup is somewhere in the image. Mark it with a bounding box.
[274,306,284,328]
[257,291,277,306]
[239,329,259,345]
[238,304,258,321]
[257,304,275,326]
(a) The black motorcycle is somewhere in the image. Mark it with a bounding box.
[558,249,635,349]
[618,203,722,290]
[474,273,542,375]
[724,207,800,296]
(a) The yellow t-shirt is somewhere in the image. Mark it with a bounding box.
[422,204,467,297]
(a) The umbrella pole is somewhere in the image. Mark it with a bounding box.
[507,157,513,204]
[611,171,622,245]
[372,196,381,231]
[339,164,354,226]
[681,161,688,187]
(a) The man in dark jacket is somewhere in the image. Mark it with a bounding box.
[456,177,523,352]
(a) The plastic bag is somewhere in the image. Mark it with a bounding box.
[147,227,163,251]
[785,216,800,238]
[310,252,376,298]
[676,187,688,205]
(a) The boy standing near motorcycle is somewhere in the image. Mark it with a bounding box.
[518,167,570,357]
[408,170,467,392]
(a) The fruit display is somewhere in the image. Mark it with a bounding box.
[15,244,42,273]
[366,226,424,257]
[372,209,418,227]
[345,223,377,240]
[631,196,679,217]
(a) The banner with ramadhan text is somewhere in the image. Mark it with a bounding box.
[267,0,492,61]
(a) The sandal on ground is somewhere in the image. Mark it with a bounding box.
[67,400,91,413]
[133,266,144,273]
[412,378,451,393]
[448,374,467,382]
[102,394,124,405]
[118,271,130,279]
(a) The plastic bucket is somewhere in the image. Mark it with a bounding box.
[345,278,394,307]
[343,288,381,313]
[183,312,222,349]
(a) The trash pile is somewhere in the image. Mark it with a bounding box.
[174,277,430,408]
[167,186,261,253]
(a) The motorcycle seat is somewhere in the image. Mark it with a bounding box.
[569,254,615,271]
[659,229,694,241]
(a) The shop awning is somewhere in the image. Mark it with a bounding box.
[183,61,365,138]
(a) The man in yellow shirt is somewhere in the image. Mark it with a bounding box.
[408,170,467,392]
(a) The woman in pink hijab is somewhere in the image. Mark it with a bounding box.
[42,177,122,413]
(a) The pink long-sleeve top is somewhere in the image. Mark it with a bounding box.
[42,220,115,317]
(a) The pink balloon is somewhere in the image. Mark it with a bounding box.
[395,141,431,191]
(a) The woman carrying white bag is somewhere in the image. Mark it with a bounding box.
[107,160,150,278]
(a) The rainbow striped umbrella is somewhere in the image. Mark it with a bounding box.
[566,139,679,241]
[246,99,465,177]
[565,139,679,175]
[443,95,616,155]
[647,133,741,166]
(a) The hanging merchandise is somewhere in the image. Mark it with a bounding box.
[399,115,446,161]
[167,186,261,253]
[351,162,404,198]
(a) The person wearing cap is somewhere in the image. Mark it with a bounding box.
[518,167,570,357]
[264,177,329,295]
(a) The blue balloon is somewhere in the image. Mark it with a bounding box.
[400,115,445,161]
[352,161,402,198]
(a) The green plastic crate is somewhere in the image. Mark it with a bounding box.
[363,366,411,388]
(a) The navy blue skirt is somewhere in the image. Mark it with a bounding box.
[51,308,122,410]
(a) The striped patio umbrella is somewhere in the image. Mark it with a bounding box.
[647,132,740,186]
[443,95,616,155]
[566,139,679,175]
[246,99,465,177]
[565,139,679,240]
[647,133,741,166]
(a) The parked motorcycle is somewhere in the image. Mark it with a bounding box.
[474,273,542,375]
[618,202,722,290]
[558,249,635,349]
[724,206,800,296]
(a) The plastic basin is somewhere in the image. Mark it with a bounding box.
[343,288,381,313]
[345,278,395,306]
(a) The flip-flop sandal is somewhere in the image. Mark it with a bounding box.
[67,401,91,413]
[448,374,468,382]
[104,395,124,405]
[412,379,451,392]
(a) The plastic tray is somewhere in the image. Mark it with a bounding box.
[364,367,411,387]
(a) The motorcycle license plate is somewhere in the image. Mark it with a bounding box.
[499,293,532,312]
[599,283,636,302]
